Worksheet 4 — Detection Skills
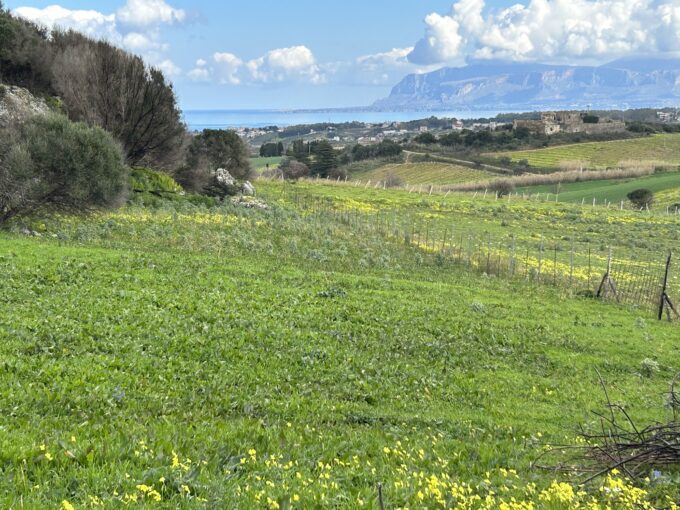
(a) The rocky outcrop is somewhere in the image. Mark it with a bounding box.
[0,84,50,127]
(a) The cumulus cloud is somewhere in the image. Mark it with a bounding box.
[408,0,680,65]
[116,0,185,27]
[192,45,326,86]
[14,5,119,40]
[213,52,244,84]
[157,59,182,76]
[13,0,184,77]
[246,46,324,84]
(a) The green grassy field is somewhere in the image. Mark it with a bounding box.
[351,162,494,185]
[495,134,680,169]
[1,184,679,508]
[251,156,283,172]
[515,171,680,205]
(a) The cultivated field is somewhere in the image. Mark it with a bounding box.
[495,133,680,169]
[1,182,679,508]
[515,170,680,205]
[351,162,494,185]
[251,156,284,172]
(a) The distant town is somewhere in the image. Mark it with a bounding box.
[230,107,680,153]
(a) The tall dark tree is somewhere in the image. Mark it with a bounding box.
[187,129,252,180]
[0,8,53,94]
[291,139,311,166]
[311,140,337,177]
[49,32,185,170]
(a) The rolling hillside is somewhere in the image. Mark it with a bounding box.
[351,162,494,186]
[495,134,680,170]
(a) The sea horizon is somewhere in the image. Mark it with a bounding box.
[182,108,507,131]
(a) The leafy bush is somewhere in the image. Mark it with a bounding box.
[414,132,437,145]
[280,158,310,181]
[186,129,253,181]
[0,114,127,224]
[384,172,402,188]
[490,179,515,197]
[130,167,183,194]
[627,188,654,209]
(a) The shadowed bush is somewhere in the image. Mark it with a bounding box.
[0,114,128,224]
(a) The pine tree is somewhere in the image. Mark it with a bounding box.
[311,140,337,177]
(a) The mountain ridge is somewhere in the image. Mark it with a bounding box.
[374,58,680,111]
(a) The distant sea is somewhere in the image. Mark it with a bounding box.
[183,109,505,131]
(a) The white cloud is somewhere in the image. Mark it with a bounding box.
[322,47,441,87]
[13,0,185,79]
[188,67,211,82]
[195,58,208,67]
[14,5,119,40]
[116,0,185,27]
[214,52,244,84]
[408,0,680,65]
[246,46,324,84]
[157,59,181,76]
[123,31,167,51]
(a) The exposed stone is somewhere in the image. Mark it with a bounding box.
[241,181,256,196]
[0,84,50,128]
[214,168,235,187]
[232,196,268,209]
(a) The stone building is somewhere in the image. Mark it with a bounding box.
[513,111,626,136]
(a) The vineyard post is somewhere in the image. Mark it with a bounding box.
[537,236,544,282]
[658,251,679,321]
[486,234,492,274]
[588,245,592,290]
[525,246,530,279]
[510,235,516,278]
[569,239,575,289]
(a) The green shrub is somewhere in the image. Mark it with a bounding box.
[0,114,127,224]
[130,167,183,194]
[627,188,654,209]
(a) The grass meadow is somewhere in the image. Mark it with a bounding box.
[514,171,680,205]
[0,182,679,508]
[251,157,284,172]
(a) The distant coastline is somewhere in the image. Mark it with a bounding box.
[182,108,508,131]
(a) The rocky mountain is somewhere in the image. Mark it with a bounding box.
[373,58,680,111]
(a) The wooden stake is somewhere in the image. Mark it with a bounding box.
[658,251,679,321]
[597,247,620,302]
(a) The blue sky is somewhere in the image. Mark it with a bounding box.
[7,0,680,110]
